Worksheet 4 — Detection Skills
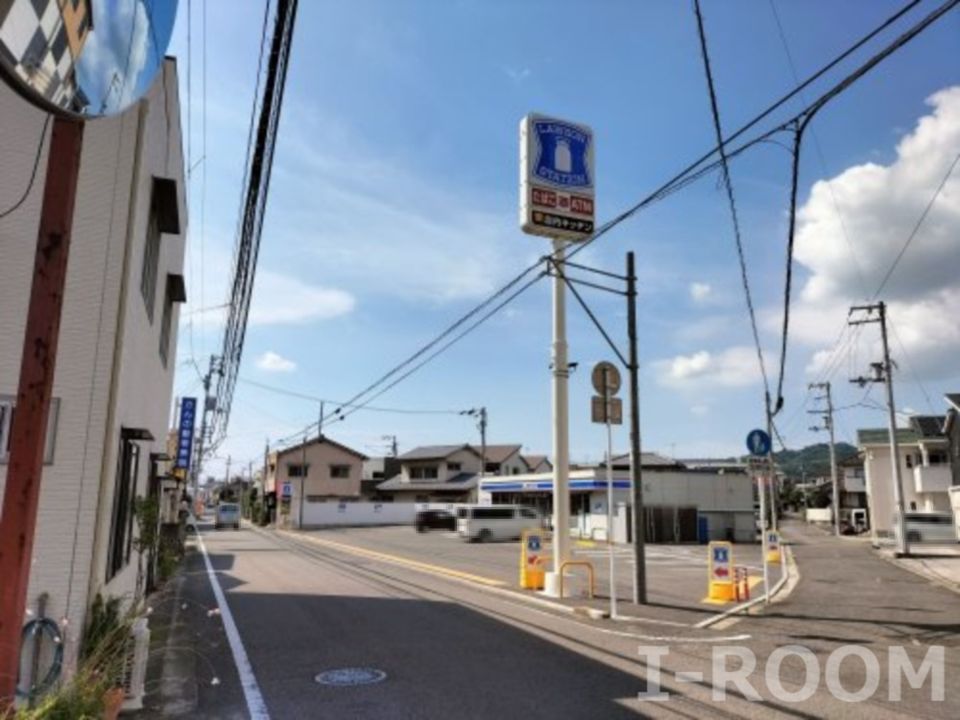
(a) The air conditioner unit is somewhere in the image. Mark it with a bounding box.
[120,617,150,711]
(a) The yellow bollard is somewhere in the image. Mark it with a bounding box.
[766,530,782,564]
[707,541,736,602]
[520,529,546,590]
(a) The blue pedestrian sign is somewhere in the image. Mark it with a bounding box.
[527,535,542,552]
[746,429,771,456]
[520,113,595,241]
[175,397,197,470]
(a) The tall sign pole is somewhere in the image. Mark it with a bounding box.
[747,429,772,603]
[519,113,595,597]
[550,238,572,588]
[0,118,84,705]
[591,362,623,617]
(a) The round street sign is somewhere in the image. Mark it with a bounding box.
[746,429,772,456]
[0,0,179,118]
[591,361,621,396]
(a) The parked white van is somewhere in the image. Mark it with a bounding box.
[895,512,958,544]
[457,505,542,542]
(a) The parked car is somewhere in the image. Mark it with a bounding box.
[896,512,957,544]
[457,505,542,542]
[215,502,241,530]
[415,509,456,532]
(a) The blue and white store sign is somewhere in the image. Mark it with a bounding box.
[175,397,197,470]
[520,113,595,240]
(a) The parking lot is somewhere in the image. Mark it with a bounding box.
[296,525,781,611]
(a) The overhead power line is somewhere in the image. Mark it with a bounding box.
[216,0,955,448]
[237,377,465,415]
[692,0,772,414]
[296,0,955,436]
[873,150,960,299]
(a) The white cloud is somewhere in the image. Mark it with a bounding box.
[256,351,296,373]
[789,86,960,380]
[249,271,355,325]
[690,282,712,302]
[690,404,710,417]
[503,66,532,83]
[654,346,763,389]
[269,109,527,303]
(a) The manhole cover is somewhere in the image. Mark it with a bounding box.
[315,668,387,686]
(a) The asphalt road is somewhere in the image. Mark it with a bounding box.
[138,521,958,719]
[295,525,778,611]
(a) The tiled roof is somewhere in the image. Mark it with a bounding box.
[909,415,946,438]
[276,435,368,461]
[522,454,549,469]
[857,428,921,446]
[398,445,475,461]
[376,473,479,492]
[482,444,522,464]
[945,393,960,410]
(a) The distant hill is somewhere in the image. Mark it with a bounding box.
[772,442,858,480]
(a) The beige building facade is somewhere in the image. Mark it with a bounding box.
[0,59,186,665]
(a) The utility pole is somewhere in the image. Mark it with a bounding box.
[808,381,840,536]
[461,407,488,498]
[849,301,907,555]
[224,455,232,488]
[192,354,220,504]
[765,398,778,533]
[626,251,646,604]
[0,117,84,707]
[299,433,308,529]
[382,435,398,457]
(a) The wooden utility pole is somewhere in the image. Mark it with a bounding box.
[809,381,840,535]
[0,118,84,708]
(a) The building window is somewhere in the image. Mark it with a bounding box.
[905,454,914,469]
[159,274,186,367]
[107,434,141,581]
[141,209,160,320]
[928,450,948,466]
[0,396,60,465]
[287,463,309,478]
[410,466,438,480]
[448,462,461,472]
[485,462,499,474]
[140,178,181,322]
[330,464,351,479]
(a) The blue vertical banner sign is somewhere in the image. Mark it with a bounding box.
[176,397,197,470]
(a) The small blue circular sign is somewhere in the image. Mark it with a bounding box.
[746,429,771,456]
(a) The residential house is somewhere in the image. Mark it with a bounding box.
[0,61,186,668]
[275,435,367,528]
[858,415,951,538]
[361,456,401,500]
[377,444,482,503]
[522,454,552,473]
[837,453,868,511]
[482,444,526,475]
[944,394,960,489]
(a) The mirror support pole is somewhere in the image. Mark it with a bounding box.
[0,117,84,709]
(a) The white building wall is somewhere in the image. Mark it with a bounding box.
[863,441,952,535]
[0,61,186,662]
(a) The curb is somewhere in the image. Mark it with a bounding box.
[694,544,798,629]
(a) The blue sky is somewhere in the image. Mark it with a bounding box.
[166,1,960,478]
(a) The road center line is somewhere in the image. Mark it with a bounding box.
[196,528,270,720]
[282,531,507,587]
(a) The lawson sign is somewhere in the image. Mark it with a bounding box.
[520,113,595,241]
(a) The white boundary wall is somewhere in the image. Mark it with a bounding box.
[299,501,458,527]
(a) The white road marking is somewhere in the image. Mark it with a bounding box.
[196,528,271,720]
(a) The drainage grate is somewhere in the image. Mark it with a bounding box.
[315,668,387,687]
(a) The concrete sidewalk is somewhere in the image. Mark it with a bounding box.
[883,546,960,594]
